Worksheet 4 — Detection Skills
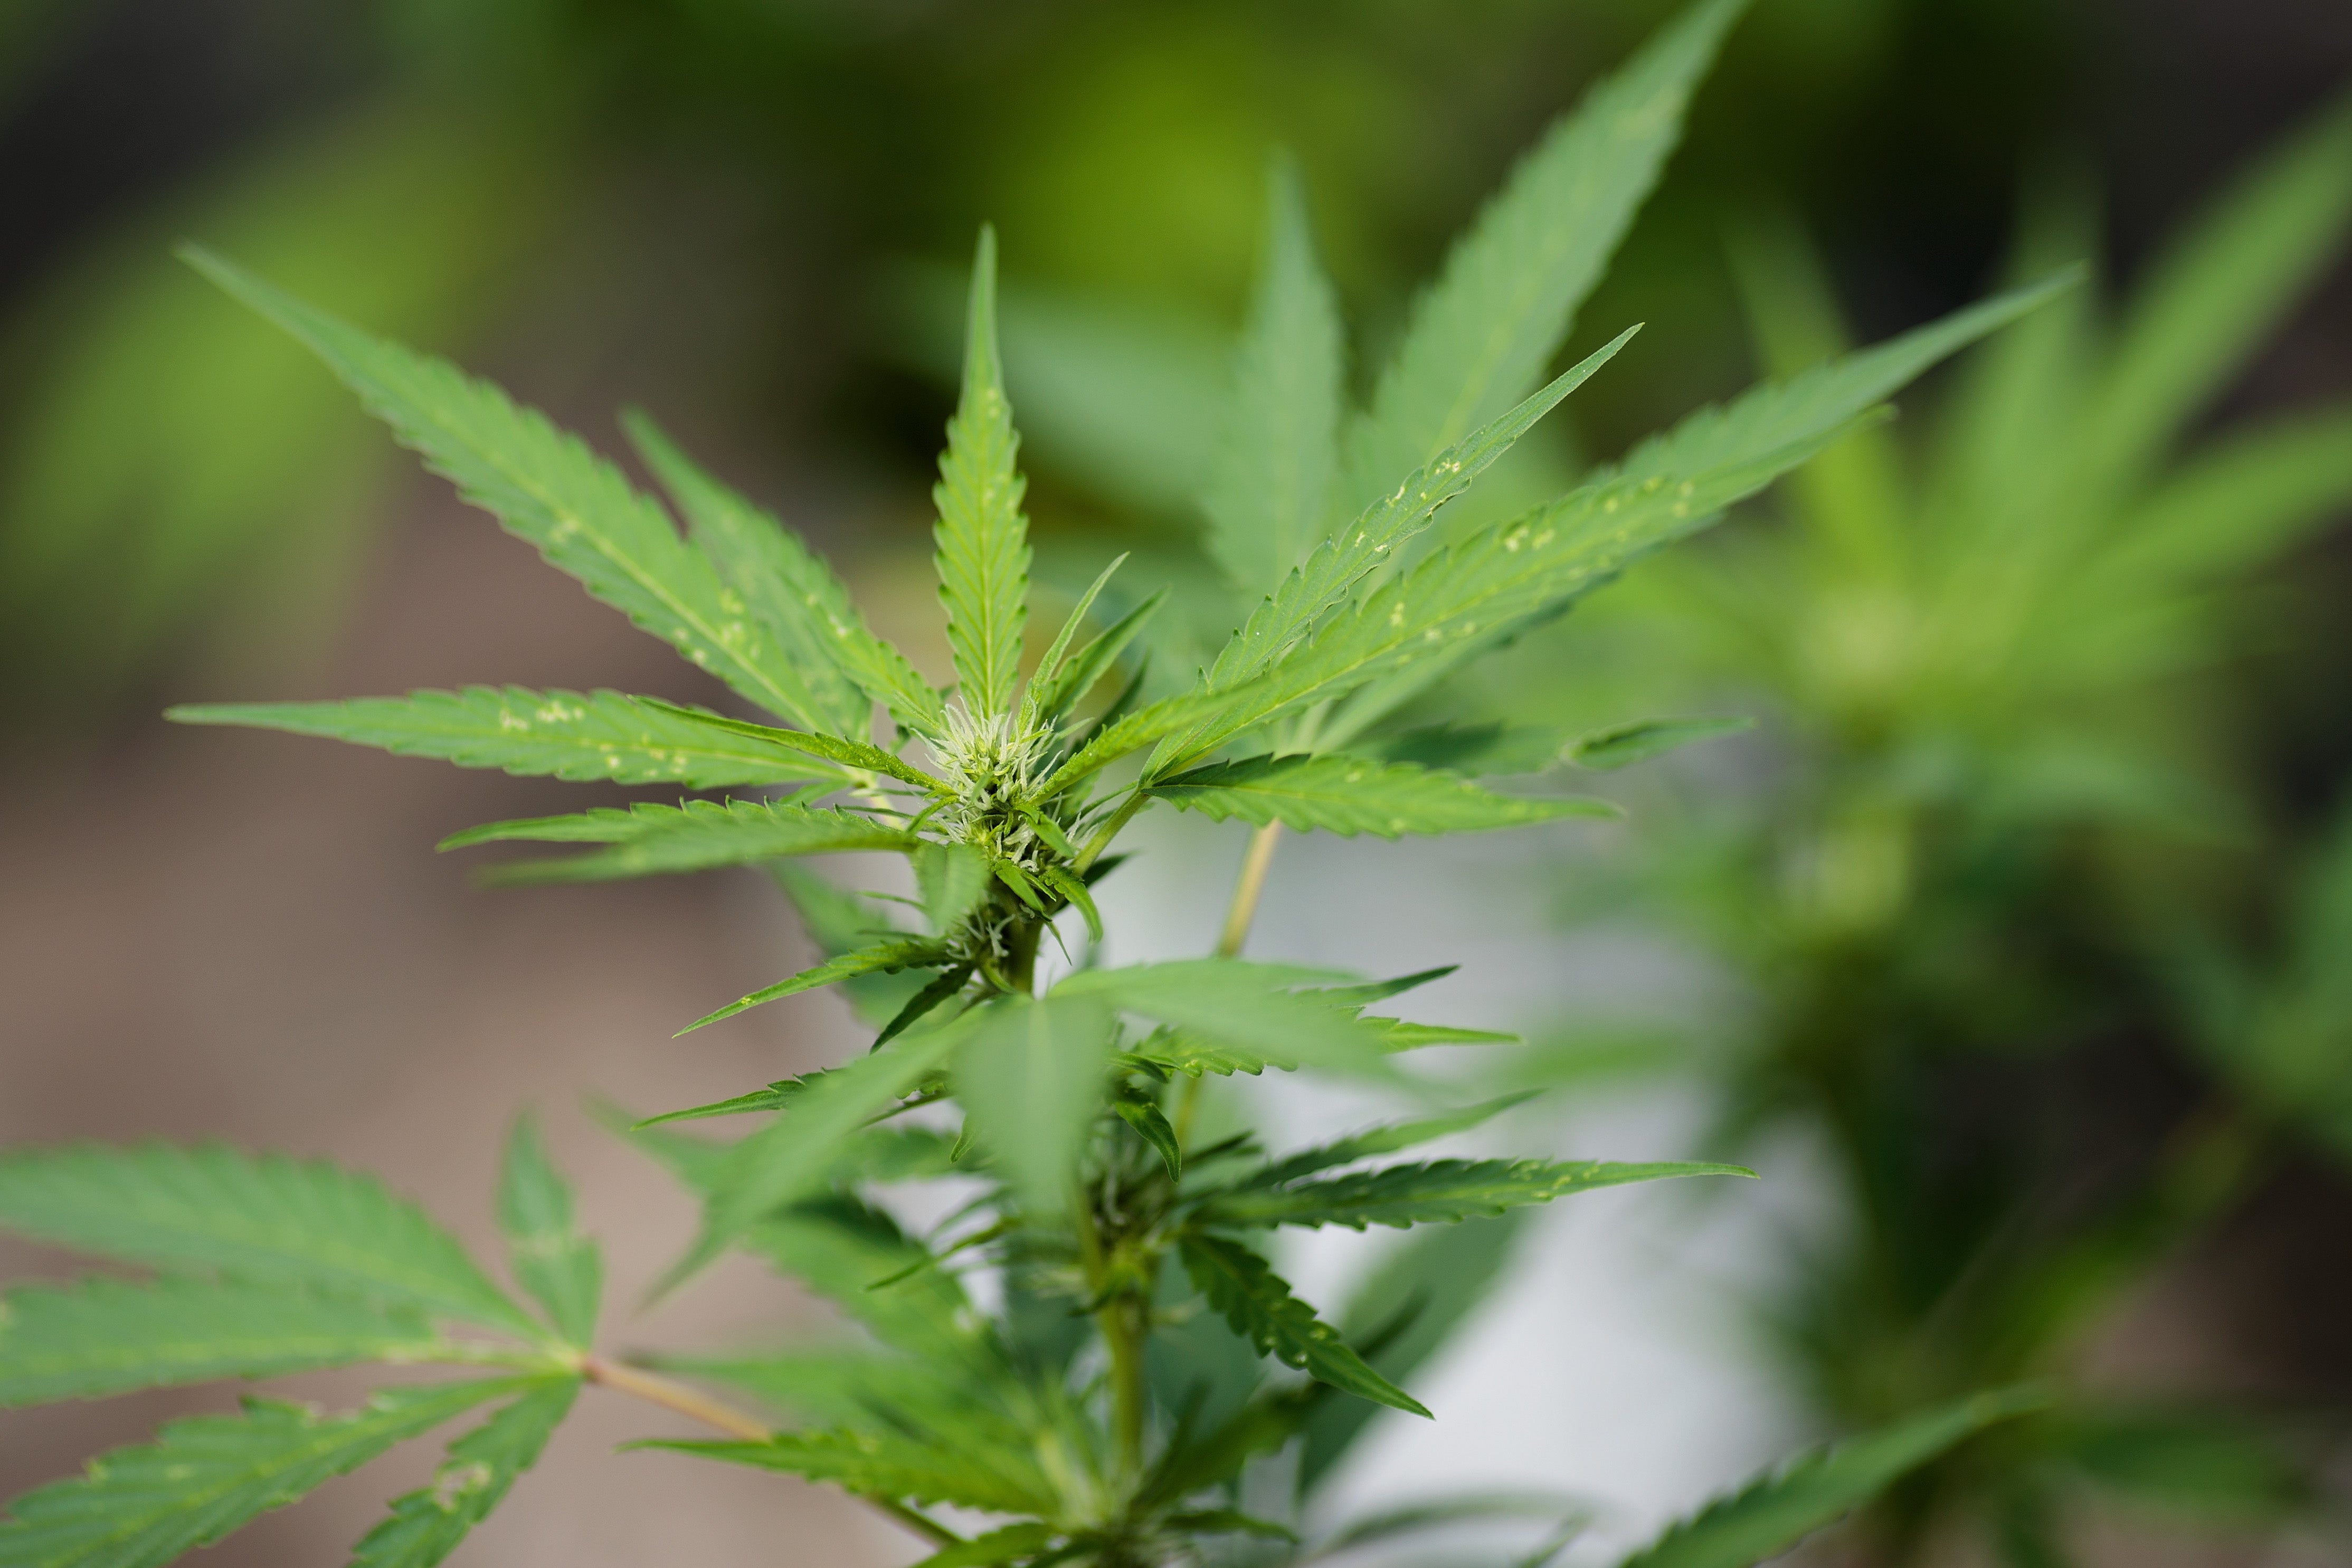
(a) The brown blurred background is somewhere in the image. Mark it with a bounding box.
[2,0,2349,1562]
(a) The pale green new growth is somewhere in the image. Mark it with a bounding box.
[6,6,2067,1563]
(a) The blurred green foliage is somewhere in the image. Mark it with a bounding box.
[1434,89,2352,1564]
[0,0,2089,725]
[0,110,562,697]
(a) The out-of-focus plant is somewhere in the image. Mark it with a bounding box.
[0,109,564,702]
[0,4,2082,1562]
[2,0,2085,724]
[1415,89,2352,1564]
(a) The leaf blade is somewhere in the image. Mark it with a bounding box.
[1054,959,1395,1080]
[1344,0,1751,509]
[911,842,995,936]
[1198,325,1639,709]
[1205,157,1345,597]
[180,248,817,727]
[1150,753,1618,838]
[1298,1215,1530,1495]
[1036,678,1276,799]
[1254,273,2083,758]
[1202,1157,1749,1231]
[634,700,943,793]
[623,410,926,738]
[663,1010,979,1293]
[1240,1094,1538,1189]
[444,800,915,885]
[497,1117,601,1348]
[349,1379,580,1568]
[643,1428,1058,1516]
[0,1380,521,1568]
[1178,1233,1429,1418]
[933,228,1032,718]
[680,938,948,1034]
[166,688,847,790]
[0,1279,440,1409]
[953,995,1116,1216]
[770,866,933,1029]
[0,1145,536,1338]
[2083,91,2352,493]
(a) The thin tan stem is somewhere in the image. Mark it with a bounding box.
[1174,822,1286,1152]
[1216,823,1283,958]
[1173,1074,1205,1150]
[584,1355,771,1442]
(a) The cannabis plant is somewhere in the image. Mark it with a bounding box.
[1425,89,2352,1563]
[0,4,2069,1564]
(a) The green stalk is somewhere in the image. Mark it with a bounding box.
[1076,789,1150,872]
[1006,916,1044,995]
[1176,822,1286,1148]
[1217,823,1283,958]
[1073,1174,1149,1479]
[1102,1291,1148,1478]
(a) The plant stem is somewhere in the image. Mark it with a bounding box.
[1217,823,1283,958]
[583,1355,772,1442]
[1007,917,1044,995]
[585,1356,964,1547]
[1174,822,1286,1151]
[1076,789,1149,872]
[1101,1293,1148,1478]
[1071,1173,1147,1478]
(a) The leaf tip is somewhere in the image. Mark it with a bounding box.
[673,1002,741,1038]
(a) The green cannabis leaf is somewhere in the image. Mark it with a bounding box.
[0,1381,551,1568]
[0,1144,542,1339]
[1,4,2075,1563]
